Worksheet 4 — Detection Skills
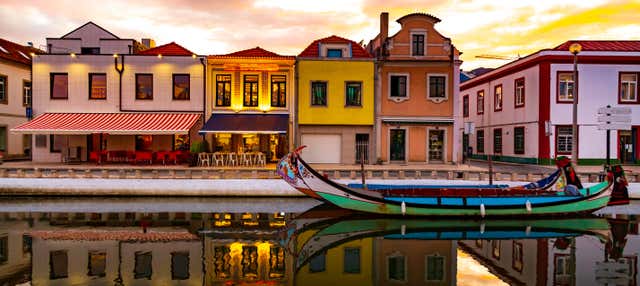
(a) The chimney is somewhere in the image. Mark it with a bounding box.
[380,12,389,41]
[141,38,156,49]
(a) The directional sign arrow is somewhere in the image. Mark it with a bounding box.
[597,115,632,123]
[597,106,632,115]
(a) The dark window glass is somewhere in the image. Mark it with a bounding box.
[494,85,503,111]
[134,251,152,279]
[50,73,68,99]
[135,74,153,100]
[463,95,469,117]
[49,135,62,153]
[343,247,360,273]
[390,129,406,161]
[243,75,259,107]
[0,236,7,263]
[557,126,573,154]
[345,81,362,106]
[0,127,5,152]
[81,47,100,54]
[494,128,502,154]
[0,75,6,103]
[515,78,525,106]
[514,127,525,154]
[477,130,485,153]
[311,81,327,106]
[216,74,232,107]
[88,251,106,277]
[50,250,68,279]
[412,34,425,56]
[271,75,286,107]
[173,74,190,100]
[388,256,405,281]
[309,252,326,273]
[513,242,523,272]
[135,135,152,151]
[477,90,484,114]
[429,76,446,98]
[23,80,32,106]
[390,75,407,98]
[89,73,107,99]
[327,49,343,58]
[426,256,444,281]
[171,252,190,280]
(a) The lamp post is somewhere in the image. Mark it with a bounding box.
[569,43,582,166]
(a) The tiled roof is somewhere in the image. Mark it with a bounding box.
[298,35,373,58]
[29,230,199,242]
[0,37,43,66]
[396,13,441,24]
[552,40,640,52]
[137,42,195,56]
[208,46,294,60]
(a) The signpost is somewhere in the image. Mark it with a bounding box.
[597,106,632,165]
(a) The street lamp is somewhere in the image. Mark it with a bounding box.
[569,43,582,165]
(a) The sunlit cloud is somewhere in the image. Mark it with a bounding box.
[457,249,509,286]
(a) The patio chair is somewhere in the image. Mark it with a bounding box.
[240,153,252,166]
[213,152,225,166]
[227,153,238,167]
[256,153,266,166]
[198,153,210,167]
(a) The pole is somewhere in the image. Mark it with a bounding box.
[571,53,579,166]
[606,129,611,166]
[360,149,367,190]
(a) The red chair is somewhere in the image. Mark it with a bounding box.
[89,151,101,164]
[167,151,179,165]
[154,151,168,164]
[135,151,153,165]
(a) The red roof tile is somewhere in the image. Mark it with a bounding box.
[553,40,640,52]
[298,35,373,58]
[137,42,195,56]
[0,38,43,66]
[208,46,294,60]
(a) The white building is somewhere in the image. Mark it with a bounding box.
[0,38,40,160]
[12,22,205,163]
[460,40,640,165]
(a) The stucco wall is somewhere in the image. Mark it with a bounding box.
[0,61,31,156]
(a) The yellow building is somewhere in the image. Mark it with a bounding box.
[296,36,375,164]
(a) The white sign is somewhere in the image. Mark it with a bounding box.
[598,106,632,115]
[597,106,632,130]
[598,123,632,130]
[597,115,632,123]
[464,122,475,134]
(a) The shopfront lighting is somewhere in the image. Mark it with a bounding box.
[157,54,162,59]
[192,54,197,59]
[113,53,118,58]
[70,53,76,58]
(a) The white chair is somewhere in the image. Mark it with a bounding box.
[240,153,252,166]
[213,152,225,166]
[198,153,210,167]
[256,153,266,166]
[227,153,238,167]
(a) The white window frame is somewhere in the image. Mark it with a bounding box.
[427,73,448,103]
[320,43,351,58]
[386,252,407,283]
[556,126,573,154]
[620,73,637,102]
[23,80,32,106]
[388,73,410,103]
[409,30,427,57]
[557,72,574,102]
[427,127,447,163]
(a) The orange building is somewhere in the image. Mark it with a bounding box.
[367,13,462,164]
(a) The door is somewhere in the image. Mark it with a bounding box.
[355,134,369,164]
[619,129,636,164]
[462,133,469,160]
[301,134,341,163]
[389,129,406,161]
[428,129,445,162]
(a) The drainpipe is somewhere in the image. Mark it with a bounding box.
[294,59,300,147]
[199,57,207,143]
[114,55,125,111]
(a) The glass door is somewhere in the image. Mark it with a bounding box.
[389,129,406,161]
[428,130,445,162]
[619,129,636,164]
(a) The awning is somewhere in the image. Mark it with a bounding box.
[11,113,201,135]
[200,113,288,134]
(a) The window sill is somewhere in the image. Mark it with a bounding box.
[50,98,69,100]
[427,97,448,104]
[388,97,409,103]
[515,104,525,109]
[89,98,107,100]
[172,98,191,101]
[135,98,154,100]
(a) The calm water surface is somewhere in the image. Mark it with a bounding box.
[0,197,638,286]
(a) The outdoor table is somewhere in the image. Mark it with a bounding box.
[134,151,153,164]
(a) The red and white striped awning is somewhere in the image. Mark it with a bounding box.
[12,113,201,135]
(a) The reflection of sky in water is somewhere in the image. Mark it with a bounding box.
[457,250,508,286]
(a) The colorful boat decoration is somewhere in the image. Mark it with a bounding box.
[277,150,623,216]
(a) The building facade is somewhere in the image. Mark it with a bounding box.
[460,40,640,165]
[296,36,375,164]
[13,22,205,163]
[0,38,40,160]
[367,13,462,164]
[203,47,295,162]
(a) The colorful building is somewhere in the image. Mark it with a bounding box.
[202,47,295,162]
[296,36,375,164]
[367,13,462,164]
[12,22,204,163]
[0,38,40,160]
[460,40,640,165]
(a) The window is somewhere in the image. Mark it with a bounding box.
[557,72,575,102]
[494,85,503,111]
[35,135,46,148]
[327,49,343,58]
[0,127,5,152]
[135,74,153,100]
[463,95,469,117]
[476,130,484,153]
[388,255,406,281]
[0,236,7,263]
[556,126,574,155]
[50,135,62,153]
[50,250,68,279]
[23,80,31,106]
[311,81,327,106]
[173,74,190,100]
[493,128,502,154]
[514,127,525,154]
[513,242,523,272]
[309,252,326,273]
[477,90,484,114]
[426,255,444,281]
[355,134,369,164]
[81,47,100,54]
[343,247,360,273]
[50,73,68,99]
[619,72,638,103]
[515,78,525,107]
[174,134,189,151]
[428,75,446,99]
[271,75,286,107]
[88,73,107,99]
[412,34,425,56]
[345,81,362,106]
[134,251,152,279]
[88,251,106,277]
[135,135,152,151]
[171,252,190,280]
[243,75,259,107]
[390,75,407,98]
[0,75,6,104]
[216,74,232,107]
[554,254,572,284]
[492,240,501,259]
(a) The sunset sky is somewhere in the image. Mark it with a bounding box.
[1,0,639,69]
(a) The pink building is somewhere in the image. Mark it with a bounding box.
[460,40,640,165]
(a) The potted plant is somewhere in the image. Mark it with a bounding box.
[188,140,210,166]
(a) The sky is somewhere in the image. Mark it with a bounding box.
[1,0,639,70]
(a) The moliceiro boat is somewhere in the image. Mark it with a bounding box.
[277,150,624,217]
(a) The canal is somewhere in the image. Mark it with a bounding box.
[0,197,637,285]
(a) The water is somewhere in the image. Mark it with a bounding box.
[0,198,638,286]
